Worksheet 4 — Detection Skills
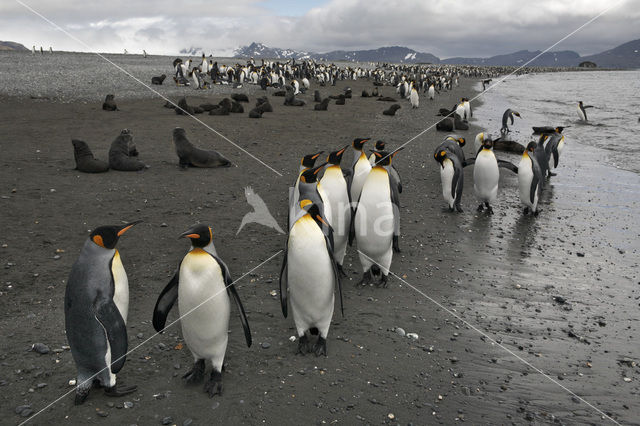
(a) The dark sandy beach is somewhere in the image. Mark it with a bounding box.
[0,67,638,425]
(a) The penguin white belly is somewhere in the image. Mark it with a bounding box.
[351,156,371,203]
[557,136,565,157]
[410,90,419,108]
[473,150,499,202]
[440,159,455,209]
[178,250,230,367]
[317,183,333,226]
[456,104,466,120]
[428,86,435,99]
[355,169,393,272]
[518,157,536,210]
[287,217,335,337]
[111,251,129,324]
[577,106,586,121]
[320,167,350,264]
[464,102,471,119]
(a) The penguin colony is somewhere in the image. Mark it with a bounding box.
[66,57,573,403]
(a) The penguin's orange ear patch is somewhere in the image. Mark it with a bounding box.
[440,150,446,157]
[92,235,104,247]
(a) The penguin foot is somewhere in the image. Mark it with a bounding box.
[183,359,205,384]
[356,271,372,287]
[377,274,389,288]
[523,207,530,214]
[487,206,494,215]
[74,387,91,405]
[296,335,310,355]
[336,264,348,278]
[455,204,464,213]
[204,370,223,397]
[477,204,484,212]
[534,209,541,216]
[104,383,137,397]
[313,337,327,357]
[548,172,557,177]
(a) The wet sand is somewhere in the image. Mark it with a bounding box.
[0,75,638,425]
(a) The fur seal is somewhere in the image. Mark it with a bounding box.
[176,97,195,115]
[255,97,273,112]
[109,130,147,171]
[231,101,244,113]
[314,98,330,111]
[361,90,370,97]
[284,86,305,106]
[383,104,401,116]
[231,93,249,103]
[314,90,322,102]
[436,118,454,132]
[102,94,118,111]
[72,139,109,173]
[273,90,286,97]
[377,96,396,102]
[335,94,346,105]
[151,74,166,85]
[172,128,231,168]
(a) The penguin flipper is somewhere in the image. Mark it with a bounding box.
[279,243,289,318]
[497,159,518,174]
[391,165,402,193]
[152,268,180,333]
[552,147,559,168]
[212,255,252,348]
[451,157,462,201]
[389,173,401,252]
[95,300,127,373]
[530,175,539,205]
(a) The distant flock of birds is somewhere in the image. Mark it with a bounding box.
[65,57,596,404]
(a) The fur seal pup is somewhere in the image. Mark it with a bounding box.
[72,139,109,173]
[284,86,305,106]
[176,97,195,115]
[314,90,322,102]
[383,104,401,116]
[255,97,273,112]
[273,90,286,97]
[314,98,330,111]
[231,93,249,103]
[151,74,166,85]
[335,94,346,105]
[436,118,454,132]
[109,130,147,171]
[230,101,244,113]
[371,87,379,97]
[361,90,370,97]
[172,128,231,168]
[102,94,118,111]
[454,114,469,130]
[164,100,176,109]
[377,96,396,102]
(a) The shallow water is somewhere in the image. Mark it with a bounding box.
[473,70,640,175]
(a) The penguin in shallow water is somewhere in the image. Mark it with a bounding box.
[65,221,141,404]
[354,149,402,287]
[577,101,593,121]
[319,147,351,275]
[518,142,543,215]
[544,131,564,177]
[152,224,252,397]
[280,200,343,356]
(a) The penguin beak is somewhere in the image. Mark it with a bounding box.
[117,220,142,236]
[179,230,200,240]
[391,146,405,156]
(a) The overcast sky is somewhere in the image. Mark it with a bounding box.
[1,0,638,58]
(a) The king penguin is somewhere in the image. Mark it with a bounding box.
[577,101,593,121]
[65,221,141,404]
[409,85,419,109]
[473,138,501,214]
[434,148,464,212]
[319,147,351,275]
[280,200,343,356]
[428,84,435,100]
[152,224,252,397]
[347,138,371,208]
[354,149,402,287]
[289,151,323,230]
[474,132,485,155]
[518,142,543,215]
[368,140,402,192]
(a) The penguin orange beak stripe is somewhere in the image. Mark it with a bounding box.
[185,233,200,239]
[117,220,142,236]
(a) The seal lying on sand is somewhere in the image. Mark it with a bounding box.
[102,94,118,111]
[172,128,231,168]
[109,129,147,171]
[72,139,109,173]
[151,74,166,85]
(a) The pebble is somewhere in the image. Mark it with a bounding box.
[450,357,458,363]
[387,413,395,420]
[69,379,76,386]
[37,382,47,388]
[395,327,406,337]
[261,342,271,349]
[406,333,419,340]
[211,401,220,410]
[183,419,193,426]
[160,223,168,227]
[32,343,50,354]
[623,377,631,382]
[15,405,31,415]
[161,416,173,425]
[96,410,109,417]
[289,336,296,342]
[174,364,181,370]
[123,401,133,409]
[136,333,144,339]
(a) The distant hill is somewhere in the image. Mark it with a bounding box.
[0,41,28,52]
[229,39,640,68]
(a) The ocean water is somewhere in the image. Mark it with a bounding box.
[473,70,640,175]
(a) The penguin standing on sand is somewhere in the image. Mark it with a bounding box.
[280,200,343,356]
[319,147,351,275]
[354,149,402,287]
[473,138,520,214]
[501,109,521,136]
[577,101,594,121]
[474,132,486,155]
[152,224,252,397]
[544,131,564,177]
[65,221,141,404]
[428,84,436,100]
[518,142,543,215]
[409,85,419,108]
[435,148,464,212]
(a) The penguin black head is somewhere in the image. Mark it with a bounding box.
[299,162,327,183]
[525,142,537,153]
[482,138,494,150]
[454,137,466,147]
[299,199,329,228]
[514,111,521,118]
[327,146,348,165]
[434,149,448,167]
[180,223,212,248]
[90,220,141,249]
[374,140,386,151]
[352,138,370,151]
[554,126,565,133]
[371,147,403,166]
[301,151,324,168]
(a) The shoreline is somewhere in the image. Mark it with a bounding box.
[1,75,637,425]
